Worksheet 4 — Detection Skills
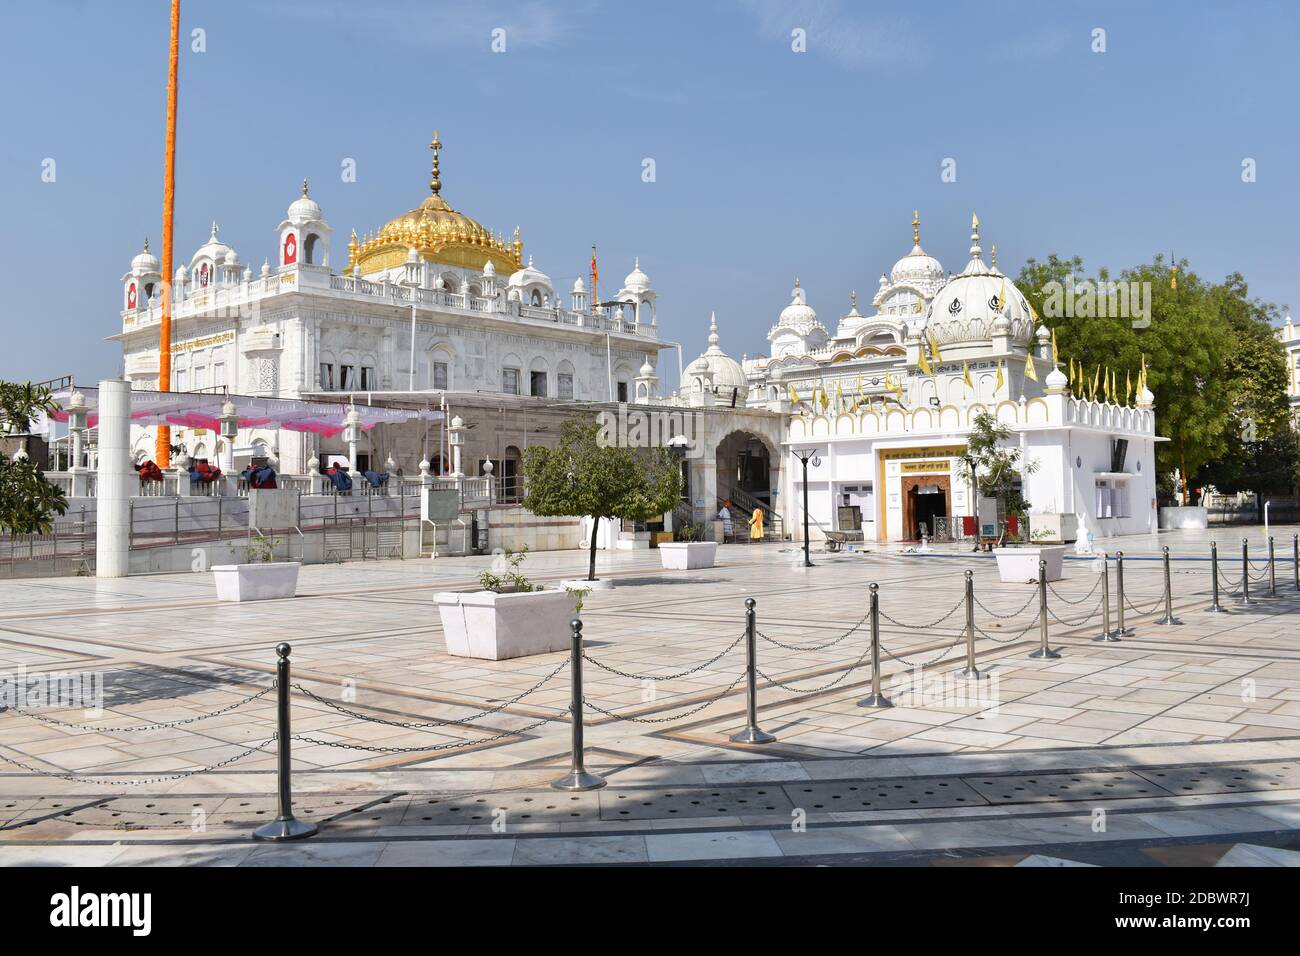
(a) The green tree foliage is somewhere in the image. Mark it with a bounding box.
[0,381,68,536]
[967,411,1038,538]
[1016,254,1293,502]
[522,418,682,581]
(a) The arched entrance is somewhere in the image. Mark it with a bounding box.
[903,475,950,541]
[715,430,774,513]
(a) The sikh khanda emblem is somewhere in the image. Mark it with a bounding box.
[199,263,210,287]
[127,282,137,309]
[283,232,297,265]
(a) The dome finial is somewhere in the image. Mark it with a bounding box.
[851,289,858,310]
[302,178,309,197]
[912,209,920,246]
[143,237,150,253]
[708,310,720,348]
[429,130,443,195]
[991,243,997,270]
[969,212,981,261]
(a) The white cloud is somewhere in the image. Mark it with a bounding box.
[736,0,924,68]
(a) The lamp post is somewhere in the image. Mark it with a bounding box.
[962,454,980,552]
[343,406,361,474]
[218,400,238,495]
[66,390,88,497]
[791,447,820,568]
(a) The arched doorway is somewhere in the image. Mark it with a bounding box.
[903,475,950,541]
[715,430,774,514]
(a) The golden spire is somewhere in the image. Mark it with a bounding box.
[912,209,920,245]
[429,130,443,195]
[302,178,309,196]
[143,237,150,253]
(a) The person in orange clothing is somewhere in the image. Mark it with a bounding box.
[749,507,764,541]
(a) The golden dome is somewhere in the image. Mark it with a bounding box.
[348,131,523,276]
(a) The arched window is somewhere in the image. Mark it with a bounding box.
[304,234,319,265]
[530,289,543,307]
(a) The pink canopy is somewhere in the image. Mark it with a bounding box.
[48,387,443,438]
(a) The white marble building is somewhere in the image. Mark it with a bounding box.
[113,136,667,475]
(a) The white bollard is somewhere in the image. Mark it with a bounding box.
[95,380,134,578]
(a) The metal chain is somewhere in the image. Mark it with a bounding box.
[881,634,962,668]
[1217,568,1243,595]
[1,682,276,733]
[877,594,966,631]
[1047,592,1105,627]
[0,736,277,786]
[290,659,569,730]
[293,711,565,754]
[581,631,744,682]
[1123,592,1167,616]
[582,671,748,724]
[756,602,877,651]
[975,609,1042,643]
[756,645,875,694]
[974,590,1039,620]
[1047,573,1103,606]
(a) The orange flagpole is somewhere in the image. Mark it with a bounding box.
[155,0,180,467]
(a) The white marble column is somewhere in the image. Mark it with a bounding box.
[95,379,134,578]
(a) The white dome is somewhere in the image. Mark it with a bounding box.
[775,278,820,332]
[190,222,235,269]
[639,355,655,377]
[890,244,945,289]
[688,312,746,389]
[572,276,585,293]
[925,214,1033,348]
[507,256,552,289]
[482,259,496,276]
[223,248,240,267]
[131,239,159,274]
[287,180,323,224]
[622,257,651,293]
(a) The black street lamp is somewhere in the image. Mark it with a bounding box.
[791,447,820,567]
[962,454,980,552]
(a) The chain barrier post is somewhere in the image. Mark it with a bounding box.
[1029,559,1060,659]
[253,642,317,842]
[958,570,985,679]
[857,583,892,708]
[1115,551,1134,635]
[1155,546,1183,625]
[1207,541,1226,613]
[1268,535,1277,597]
[730,598,776,744]
[1094,551,1120,642]
[1240,537,1252,606]
[552,618,606,791]
[1294,533,1299,591]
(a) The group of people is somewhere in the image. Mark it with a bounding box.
[717,501,765,542]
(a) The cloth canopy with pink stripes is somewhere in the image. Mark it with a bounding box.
[48,387,442,438]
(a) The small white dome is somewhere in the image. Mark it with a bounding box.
[223,248,240,267]
[925,214,1033,349]
[507,256,552,289]
[776,278,819,330]
[622,257,651,293]
[482,259,496,276]
[687,312,746,389]
[639,355,655,377]
[572,276,585,293]
[287,180,322,224]
[190,222,235,269]
[1045,365,1068,390]
[131,239,160,274]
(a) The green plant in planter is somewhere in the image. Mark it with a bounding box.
[674,520,705,542]
[244,533,278,564]
[967,412,1038,547]
[563,584,592,614]
[478,545,535,593]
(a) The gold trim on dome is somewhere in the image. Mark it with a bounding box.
[346,132,523,276]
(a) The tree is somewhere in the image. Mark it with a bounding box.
[0,381,68,536]
[522,418,682,582]
[966,411,1038,543]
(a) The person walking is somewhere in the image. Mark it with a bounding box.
[718,501,733,541]
[749,507,765,542]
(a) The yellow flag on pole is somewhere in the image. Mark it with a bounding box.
[835,380,844,412]
[917,345,933,377]
[995,360,1005,395]
[962,360,973,390]
[818,384,829,412]
[1051,328,1059,364]
[1091,365,1100,401]
[928,331,944,364]
[1125,369,1132,405]
[788,383,801,407]
[1024,350,1038,383]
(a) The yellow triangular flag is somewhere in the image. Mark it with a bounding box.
[917,344,933,377]
[835,380,844,411]
[962,360,972,390]
[1024,350,1038,383]
[928,331,944,364]
[1091,365,1100,401]
[1050,328,1059,364]
[995,360,1005,395]
[788,383,801,406]
[1125,369,1132,405]
[818,384,829,412]
[892,374,904,403]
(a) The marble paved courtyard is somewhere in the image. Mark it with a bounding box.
[2,526,1300,867]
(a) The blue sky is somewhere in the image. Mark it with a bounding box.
[2,0,1296,385]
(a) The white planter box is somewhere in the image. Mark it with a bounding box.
[1159,506,1208,530]
[212,562,301,602]
[658,541,719,570]
[435,588,577,660]
[1028,513,1079,544]
[615,531,652,551]
[993,546,1065,583]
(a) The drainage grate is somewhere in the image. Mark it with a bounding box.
[598,786,796,821]
[396,791,602,826]
[780,778,983,812]
[1135,762,1300,797]
[964,771,1160,805]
